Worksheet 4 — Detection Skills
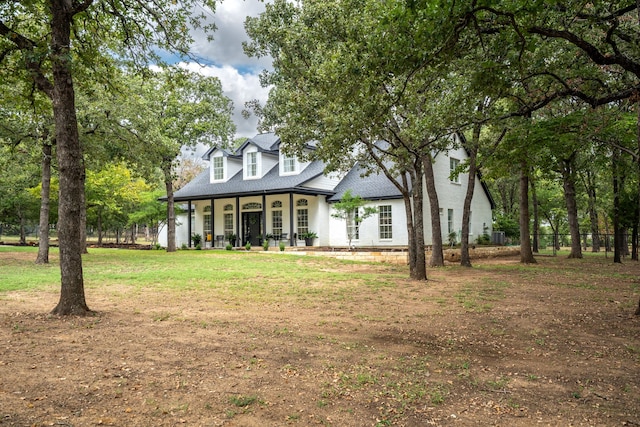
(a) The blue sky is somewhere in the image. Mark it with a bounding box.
[181,0,273,139]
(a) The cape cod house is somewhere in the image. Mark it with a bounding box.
[159,132,494,249]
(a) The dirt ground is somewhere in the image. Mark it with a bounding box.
[1,253,639,426]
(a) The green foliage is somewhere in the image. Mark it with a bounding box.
[300,231,317,239]
[192,234,202,247]
[331,189,378,247]
[245,241,252,251]
[225,243,233,251]
[493,214,519,239]
[279,241,286,252]
[263,239,270,251]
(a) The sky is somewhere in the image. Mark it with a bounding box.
[180,0,273,140]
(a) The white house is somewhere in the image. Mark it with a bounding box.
[159,132,494,248]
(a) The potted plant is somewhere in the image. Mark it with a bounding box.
[265,233,274,246]
[226,233,237,247]
[192,233,202,249]
[300,231,317,246]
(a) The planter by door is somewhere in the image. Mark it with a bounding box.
[304,238,314,246]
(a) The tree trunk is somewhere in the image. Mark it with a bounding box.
[531,176,539,253]
[163,158,177,252]
[50,0,90,315]
[519,162,536,263]
[423,154,444,267]
[36,141,52,264]
[612,149,622,264]
[460,125,480,267]
[19,215,27,245]
[411,161,427,280]
[562,156,582,259]
[80,174,88,254]
[97,209,103,245]
[582,169,600,252]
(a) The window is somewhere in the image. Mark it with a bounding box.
[296,199,308,207]
[203,205,212,240]
[242,202,262,210]
[449,157,460,183]
[297,208,308,236]
[448,209,454,234]
[283,154,296,173]
[224,213,234,238]
[224,204,233,211]
[272,201,282,208]
[272,210,282,237]
[344,210,360,241]
[213,156,224,180]
[246,152,257,177]
[379,205,392,239]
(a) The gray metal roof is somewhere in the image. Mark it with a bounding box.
[237,132,281,153]
[328,163,404,202]
[172,159,332,201]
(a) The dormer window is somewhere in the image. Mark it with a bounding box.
[213,156,224,181]
[246,152,257,177]
[283,154,296,173]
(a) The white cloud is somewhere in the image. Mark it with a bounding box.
[180,0,273,142]
[180,62,270,139]
[191,0,272,72]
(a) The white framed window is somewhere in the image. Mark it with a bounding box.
[224,213,234,238]
[450,157,460,184]
[283,154,296,173]
[379,205,392,239]
[246,152,257,177]
[297,208,308,236]
[203,205,212,240]
[272,210,282,237]
[213,156,224,180]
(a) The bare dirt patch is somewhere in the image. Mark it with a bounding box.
[1,255,639,426]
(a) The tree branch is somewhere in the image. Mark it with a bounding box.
[527,26,640,78]
[0,21,54,97]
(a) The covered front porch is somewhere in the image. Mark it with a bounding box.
[179,191,330,249]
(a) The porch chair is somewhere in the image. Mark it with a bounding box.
[215,235,225,248]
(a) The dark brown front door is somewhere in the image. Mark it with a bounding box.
[242,212,262,246]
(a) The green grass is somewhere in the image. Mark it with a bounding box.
[0,247,405,303]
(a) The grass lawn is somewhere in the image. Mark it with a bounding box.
[1,246,639,426]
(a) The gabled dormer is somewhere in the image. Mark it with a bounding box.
[202,147,241,184]
[238,134,280,180]
[277,139,316,176]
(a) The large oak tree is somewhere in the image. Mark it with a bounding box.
[0,0,219,314]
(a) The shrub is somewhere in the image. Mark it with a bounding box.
[245,242,251,251]
[279,241,285,252]
[263,239,269,251]
[225,243,233,251]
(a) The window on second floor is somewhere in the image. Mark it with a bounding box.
[246,152,257,178]
[213,156,224,181]
[450,157,460,184]
[283,154,296,173]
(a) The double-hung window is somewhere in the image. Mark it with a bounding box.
[378,205,392,239]
[283,154,296,173]
[213,156,224,180]
[449,158,460,184]
[296,199,308,236]
[246,152,257,177]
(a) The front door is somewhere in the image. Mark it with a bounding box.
[242,212,262,246]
